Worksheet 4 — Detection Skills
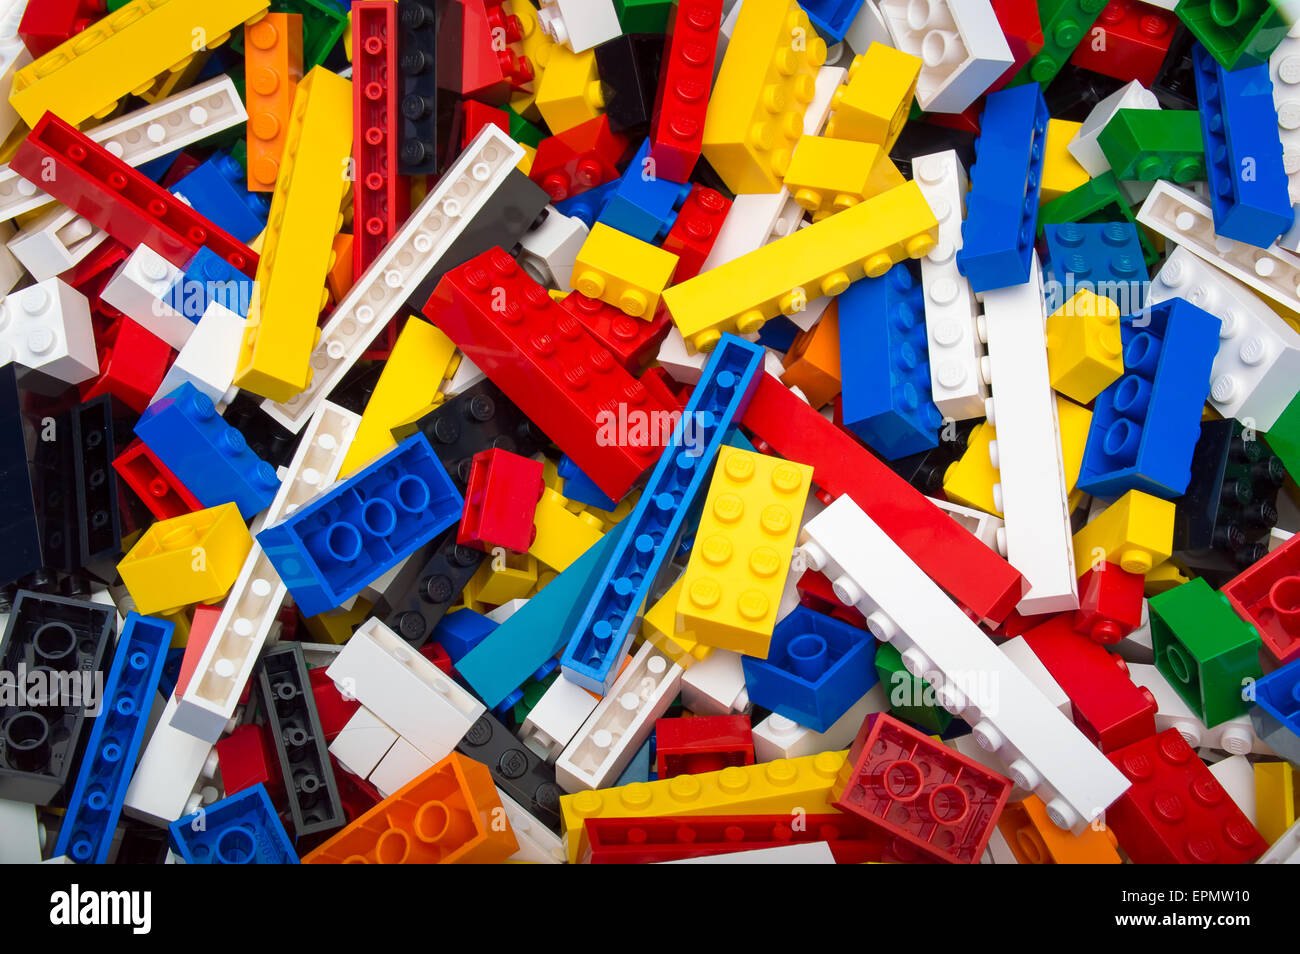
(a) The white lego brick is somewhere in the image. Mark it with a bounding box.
[6,204,108,280]
[262,126,525,433]
[498,788,566,863]
[1258,818,1300,863]
[699,189,805,273]
[982,826,1019,864]
[680,648,750,715]
[123,696,221,826]
[661,842,837,863]
[1272,24,1300,205]
[798,495,1131,833]
[0,75,248,224]
[0,220,21,296]
[751,683,888,762]
[878,0,1013,114]
[1147,245,1300,431]
[999,636,1071,717]
[369,736,436,798]
[555,640,683,792]
[100,244,194,350]
[537,0,621,52]
[928,495,1006,556]
[981,253,1078,613]
[1271,527,1295,551]
[443,353,485,395]
[0,37,29,146]
[329,705,399,779]
[296,641,344,669]
[517,206,588,292]
[0,798,41,863]
[1138,180,1300,315]
[1068,80,1160,176]
[657,326,708,384]
[1127,662,1272,756]
[914,150,987,421]
[485,598,529,623]
[1209,754,1257,825]
[152,301,244,406]
[172,403,360,742]
[326,617,486,763]
[803,65,848,135]
[520,668,600,761]
[842,0,892,55]
[0,278,98,388]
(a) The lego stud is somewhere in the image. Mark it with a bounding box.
[865,610,896,643]
[787,632,829,680]
[797,541,827,571]
[872,758,923,801]
[2,711,51,772]
[1043,799,1081,833]
[920,30,963,70]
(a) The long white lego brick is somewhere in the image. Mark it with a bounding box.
[981,253,1078,613]
[1209,754,1257,824]
[172,403,361,741]
[999,636,1071,717]
[1127,662,1272,756]
[878,0,1013,114]
[152,301,244,406]
[520,667,601,762]
[751,683,889,762]
[516,206,588,292]
[326,617,486,763]
[914,150,987,421]
[0,798,41,863]
[261,126,524,433]
[123,696,222,826]
[0,75,248,224]
[0,278,98,388]
[100,244,194,350]
[498,789,566,864]
[803,65,848,136]
[1138,180,1300,314]
[1147,245,1300,431]
[797,495,1130,833]
[680,648,750,716]
[329,705,399,779]
[555,640,683,792]
[1067,80,1160,176]
[370,736,435,798]
[661,842,837,864]
[6,204,107,281]
[1258,818,1300,863]
[928,496,1005,557]
[1272,23,1300,205]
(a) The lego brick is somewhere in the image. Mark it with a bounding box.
[169,784,299,864]
[659,186,731,285]
[1042,220,1149,318]
[1176,0,1287,69]
[1064,0,1176,86]
[122,693,220,827]
[395,0,456,175]
[1132,662,1269,754]
[532,119,626,203]
[353,3,407,274]
[5,205,109,283]
[597,140,692,244]
[1067,79,1161,176]
[784,136,905,220]
[535,45,605,133]
[1041,118,1090,203]
[114,439,203,522]
[593,33,663,132]
[877,0,1014,113]
[995,793,1122,864]
[1073,561,1146,644]
[216,723,282,801]
[151,301,244,408]
[1073,489,1175,577]
[1251,657,1300,746]
[0,278,99,389]
[519,662,601,761]
[118,503,253,615]
[169,153,271,243]
[1272,25,1300,207]
[379,531,487,648]
[458,448,546,552]
[246,12,304,193]
[571,222,680,318]
[329,704,399,781]
[584,813,877,863]
[1014,0,1110,86]
[456,710,564,831]
[537,0,620,53]
[1224,528,1300,664]
[1255,760,1298,844]
[752,683,889,761]
[654,713,754,778]
[516,206,589,292]
[648,0,723,181]
[1045,290,1124,404]
[1095,107,1204,181]
[824,42,919,150]
[779,299,842,409]
[100,244,195,351]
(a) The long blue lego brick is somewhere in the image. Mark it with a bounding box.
[957,83,1048,293]
[1078,298,1221,500]
[457,529,623,708]
[837,264,941,460]
[561,333,765,692]
[1193,44,1294,248]
[597,139,692,243]
[168,784,299,864]
[258,433,463,617]
[135,382,281,520]
[1042,222,1149,318]
[54,613,172,864]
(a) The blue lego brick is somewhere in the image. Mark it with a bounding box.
[616,737,653,786]
[741,606,877,733]
[135,382,281,520]
[157,646,185,701]
[837,264,942,459]
[561,334,765,692]
[432,607,497,662]
[755,314,800,352]
[798,0,865,43]
[1078,298,1222,500]
[1041,221,1149,318]
[1193,44,1294,248]
[259,434,463,617]
[165,247,256,321]
[54,613,172,864]
[957,83,1048,292]
[596,139,692,243]
[555,178,618,227]
[169,153,271,243]
[136,150,179,183]
[557,455,618,510]
[1252,658,1300,739]
[457,529,623,708]
[723,426,756,453]
[168,784,299,864]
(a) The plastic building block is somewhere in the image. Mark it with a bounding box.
[457,710,564,829]
[1105,728,1267,862]
[458,448,546,552]
[1042,221,1149,318]
[531,117,628,202]
[1068,0,1179,86]
[118,503,254,615]
[516,206,589,292]
[77,314,170,415]
[536,45,605,133]
[537,0,620,53]
[780,299,842,409]
[957,83,1048,293]
[169,153,271,243]
[216,723,282,800]
[582,811,880,863]
[1045,290,1124,403]
[783,136,904,219]
[245,12,304,193]
[100,244,196,351]
[995,794,1122,863]
[18,0,103,58]
[1149,577,1262,726]
[114,439,203,522]
[613,0,673,31]
[1073,489,1175,577]
[395,0,456,175]
[1074,562,1145,644]
[1272,25,1300,207]
[1066,79,1161,176]
[1192,44,1294,248]
[1014,0,1110,86]
[596,140,692,244]
[432,607,496,661]
[660,185,731,284]
[1253,658,1300,745]
[647,0,722,182]
[554,454,617,511]
[1095,108,1204,182]
[1224,528,1300,664]
[655,714,754,779]
[701,0,827,194]
[1176,0,1287,69]
[825,42,919,150]
[0,368,42,586]
[169,784,299,864]
[353,2,408,275]
[519,667,600,760]
[1041,118,1091,203]
[459,0,533,107]
[592,33,663,133]
[0,278,99,389]
[171,247,257,321]
[1254,760,1298,844]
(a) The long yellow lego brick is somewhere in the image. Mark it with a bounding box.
[235,67,353,403]
[9,0,270,127]
[662,180,938,352]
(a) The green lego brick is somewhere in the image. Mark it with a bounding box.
[1264,391,1300,480]
[107,0,132,9]
[508,110,546,149]
[1013,0,1111,87]
[1040,171,1161,267]
[874,642,953,735]
[1175,0,1288,69]
[615,0,673,33]
[1149,577,1262,728]
[1096,109,1205,182]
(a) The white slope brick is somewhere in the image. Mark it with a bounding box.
[520,669,601,761]
[878,0,1013,113]
[0,278,98,387]
[369,737,435,798]
[1068,80,1160,176]
[100,244,194,350]
[7,204,108,281]
[798,495,1131,833]
[330,705,399,780]
[537,0,621,53]
[153,301,245,406]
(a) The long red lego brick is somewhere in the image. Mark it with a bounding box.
[583,813,886,864]
[741,373,1025,625]
[352,1,408,277]
[649,0,723,182]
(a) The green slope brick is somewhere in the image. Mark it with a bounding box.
[1175,0,1288,70]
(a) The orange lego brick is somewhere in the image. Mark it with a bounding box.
[996,795,1122,864]
[780,299,841,408]
[245,13,304,193]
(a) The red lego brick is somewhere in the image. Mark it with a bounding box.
[418,639,455,677]
[63,239,130,302]
[1073,562,1144,645]
[113,438,203,521]
[308,667,362,742]
[424,247,670,500]
[331,755,383,822]
[460,100,511,149]
[1022,613,1157,752]
[457,447,546,552]
[797,568,868,627]
[638,364,689,412]
[830,712,1012,864]
[654,714,755,778]
[216,722,285,802]
[458,0,533,105]
[921,105,982,136]
[1068,0,1177,88]
[1106,729,1268,863]
[18,0,105,59]
[649,0,722,182]
[79,317,173,414]
[742,374,1026,626]
[989,0,1045,91]
[559,291,671,372]
[353,1,410,278]
[660,184,731,283]
[1223,530,1300,665]
[10,114,259,277]
[582,813,888,863]
[530,115,629,202]
[176,604,222,700]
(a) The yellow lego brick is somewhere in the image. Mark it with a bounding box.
[1046,290,1123,404]
[234,67,353,402]
[161,607,191,649]
[1144,559,1190,595]
[1072,490,1175,577]
[340,318,456,476]
[1255,761,1298,845]
[517,142,536,176]
[560,750,848,862]
[507,0,551,123]
[824,42,921,150]
[530,487,605,570]
[996,795,1122,864]
[783,135,904,218]
[571,223,679,319]
[1041,119,1090,204]
[117,503,253,615]
[534,45,603,134]
[9,0,269,127]
[641,578,714,670]
[302,596,375,644]
[701,0,827,194]
[676,448,812,657]
[664,180,938,352]
[469,549,540,605]
[139,49,210,104]
[1058,395,1092,512]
